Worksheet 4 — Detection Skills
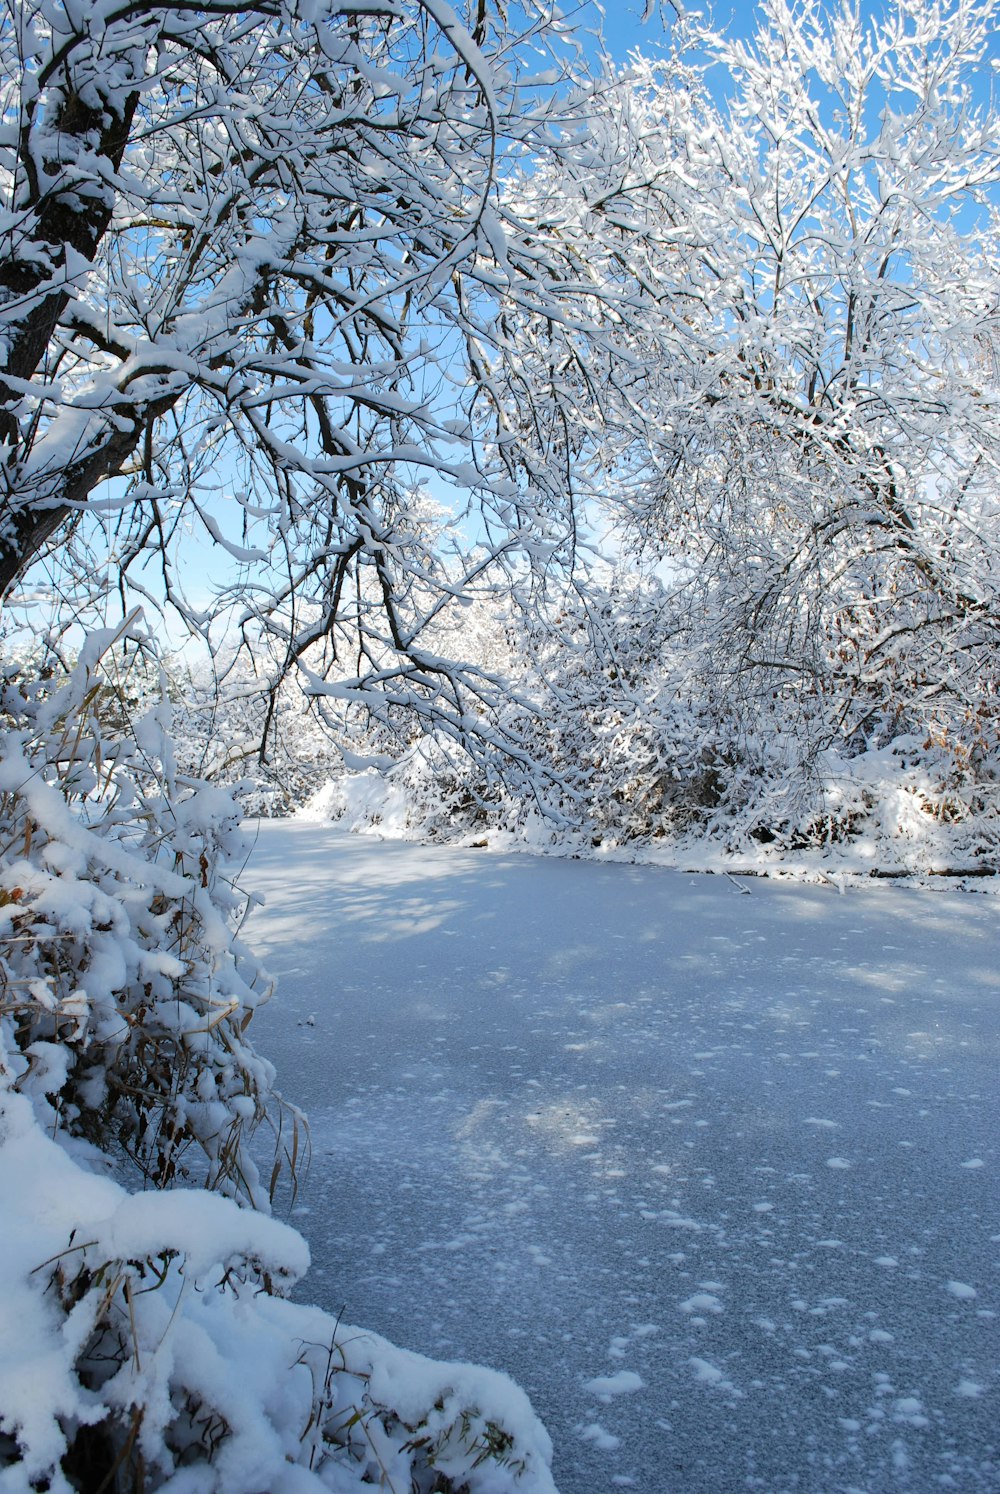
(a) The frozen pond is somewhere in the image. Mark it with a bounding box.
[244,824,999,1492]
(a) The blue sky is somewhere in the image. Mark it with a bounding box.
[588,0,784,61]
[598,0,743,57]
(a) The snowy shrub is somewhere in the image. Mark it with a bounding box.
[301,734,508,845]
[804,739,1000,870]
[0,1069,558,1493]
[0,615,290,1207]
[300,593,1000,877]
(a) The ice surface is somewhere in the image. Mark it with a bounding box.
[245,826,999,1493]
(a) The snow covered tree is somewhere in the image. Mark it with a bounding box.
[0,0,622,751]
[0,0,653,1215]
[493,0,1000,854]
[0,0,620,1155]
[653,0,1000,774]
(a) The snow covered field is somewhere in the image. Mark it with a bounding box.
[244,824,999,1493]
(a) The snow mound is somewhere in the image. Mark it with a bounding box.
[0,1077,557,1492]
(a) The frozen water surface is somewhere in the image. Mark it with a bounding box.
[244,824,999,1493]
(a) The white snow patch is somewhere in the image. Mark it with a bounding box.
[658,1210,702,1230]
[583,1370,645,1399]
[580,1422,621,1450]
[945,1280,977,1300]
[680,1292,724,1315]
[893,1396,929,1427]
[687,1356,741,1396]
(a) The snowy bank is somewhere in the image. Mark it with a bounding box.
[0,1073,557,1492]
[297,747,1000,894]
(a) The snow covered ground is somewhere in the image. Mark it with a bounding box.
[243,824,999,1493]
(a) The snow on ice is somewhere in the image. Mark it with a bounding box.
[242,825,1000,1493]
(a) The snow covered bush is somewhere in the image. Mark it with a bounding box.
[301,569,1000,876]
[0,614,288,1206]
[0,1068,558,1493]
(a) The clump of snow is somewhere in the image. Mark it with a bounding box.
[579,1422,621,1450]
[689,1357,723,1385]
[582,1371,645,1399]
[0,1038,557,1491]
[679,1292,724,1315]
